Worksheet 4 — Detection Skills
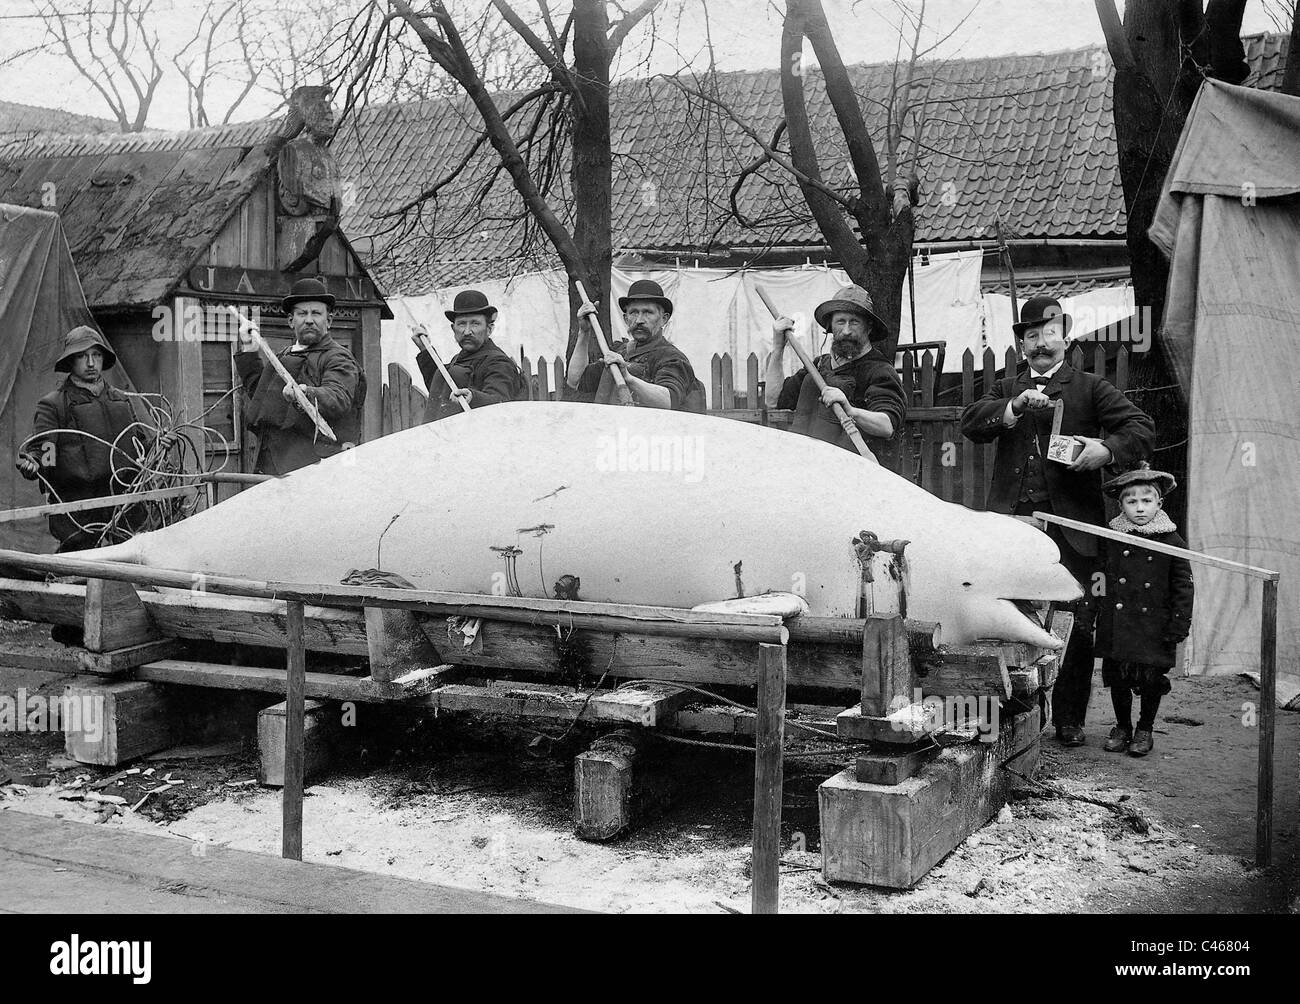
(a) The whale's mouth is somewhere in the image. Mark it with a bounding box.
[1010,598,1049,629]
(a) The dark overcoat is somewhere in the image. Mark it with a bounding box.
[1094,529,1194,668]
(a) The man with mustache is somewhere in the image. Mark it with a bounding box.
[763,284,906,463]
[412,289,528,423]
[566,279,700,410]
[236,278,361,474]
[961,295,1155,747]
[16,326,162,551]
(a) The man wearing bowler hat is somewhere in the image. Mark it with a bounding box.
[16,326,160,551]
[236,277,361,475]
[566,278,700,410]
[412,289,528,424]
[960,294,1155,747]
[764,284,906,463]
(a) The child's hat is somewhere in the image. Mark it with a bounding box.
[1103,461,1176,499]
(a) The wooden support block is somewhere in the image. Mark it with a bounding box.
[364,606,443,684]
[837,703,930,745]
[1039,611,1075,691]
[820,706,1040,888]
[920,644,1011,700]
[573,729,674,841]
[1007,665,1042,702]
[83,578,158,652]
[860,615,912,717]
[426,680,689,727]
[855,747,939,785]
[257,698,341,787]
[63,679,174,766]
[135,659,420,703]
[0,639,178,677]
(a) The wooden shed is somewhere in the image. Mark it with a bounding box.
[0,122,390,499]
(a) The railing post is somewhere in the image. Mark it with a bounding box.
[283,599,306,861]
[752,642,787,915]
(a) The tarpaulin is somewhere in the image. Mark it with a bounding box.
[0,205,100,552]
[1149,80,1300,687]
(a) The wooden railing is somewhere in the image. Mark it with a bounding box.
[382,342,1135,509]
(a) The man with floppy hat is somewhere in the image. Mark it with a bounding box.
[960,294,1155,747]
[764,283,906,463]
[236,277,361,475]
[412,289,528,423]
[16,326,158,551]
[566,278,701,410]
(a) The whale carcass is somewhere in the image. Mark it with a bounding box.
[79,402,1082,647]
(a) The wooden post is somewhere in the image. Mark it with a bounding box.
[282,600,306,861]
[860,615,912,717]
[752,642,786,915]
[1257,577,1278,868]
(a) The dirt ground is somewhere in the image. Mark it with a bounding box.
[2,619,1296,913]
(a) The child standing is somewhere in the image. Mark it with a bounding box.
[1095,463,1194,757]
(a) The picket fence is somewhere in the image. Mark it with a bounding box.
[382,341,1134,510]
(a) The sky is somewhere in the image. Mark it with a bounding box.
[0,0,1284,131]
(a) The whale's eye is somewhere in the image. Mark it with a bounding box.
[962,582,972,587]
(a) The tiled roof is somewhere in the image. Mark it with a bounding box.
[334,33,1288,288]
[0,99,120,142]
[0,124,278,308]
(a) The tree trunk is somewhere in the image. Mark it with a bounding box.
[567,0,614,358]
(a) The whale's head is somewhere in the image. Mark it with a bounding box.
[905,511,1084,648]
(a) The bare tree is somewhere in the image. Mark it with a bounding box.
[172,1,264,128]
[343,1,666,352]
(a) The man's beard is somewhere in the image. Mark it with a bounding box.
[833,337,864,358]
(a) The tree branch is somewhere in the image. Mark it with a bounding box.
[608,0,664,52]
[1094,0,1136,72]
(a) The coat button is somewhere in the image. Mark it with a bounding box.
[1122,550,1130,557]
[1118,578,1126,584]
[1145,582,1151,588]
[1115,602,1123,610]
[1141,607,1148,613]
[1147,556,1153,561]
[1014,468,1021,475]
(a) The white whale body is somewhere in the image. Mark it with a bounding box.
[81,402,1082,647]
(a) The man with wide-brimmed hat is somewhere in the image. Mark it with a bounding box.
[565,278,701,410]
[412,289,528,424]
[235,277,361,474]
[763,284,906,462]
[16,326,156,551]
[960,294,1155,747]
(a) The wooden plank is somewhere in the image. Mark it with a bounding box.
[553,358,566,402]
[0,485,197,523]
[820,706,1040,887]
[424,680,689,727]
[720,352,735,409]
[981,348,997,509]
[919,644,1011,700]
[282,600,306,861]
[961,350,976,508]
[710,354,723,411]
[84,578,157,652]
[855,746,938,785]
[837,703,930,745]
[1258,577,1278,867]
[746,352,760,409]
[258,698,340,788]
[573,729,674,841]
[860,615,911,716]
[364,606,443,684]
[64,679,174,766]
[752,643,786,915]
[535,356,550,401]
[1115,344,1128,391]
[0,639,179,677]
[136,659,416,702]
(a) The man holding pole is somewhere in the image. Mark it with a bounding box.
[412,289,528,423]
[236,278,360,475]
[959,295,1155,747]
[566,279,700,411]
[764,284,906,463]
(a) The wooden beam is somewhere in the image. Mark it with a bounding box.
[282,600,305,861]
[0,639,178,676]
[1257,577,1277,868]
[860,615,912,717]
[84,578,157,652]
[134,660,426,703]
[0,485,197,523]
[751,643,786,915]
[423,680,688,727]
[919,644,1011,700]
[364,606,443,684]
[258,699,341,788]
[855,747,939,785]
[573,730,674,841]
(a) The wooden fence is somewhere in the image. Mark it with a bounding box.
[382,342,1134,510]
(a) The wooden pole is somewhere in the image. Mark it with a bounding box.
[282,599,306,861]
[754,286,876,462]
[1257,577,1277,868]
[224,306,336,443]
[412,329,472,413]
[575,281,636,407]
[752,642,787,915]
[0,485,197,523]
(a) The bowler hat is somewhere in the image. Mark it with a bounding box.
[1103,461,1177,499]
[618,279,673,316]
[444,289,498,322]
[54,325,116,373]
[1013,295,1073,337]
[282,277,336,312]
[813,285,890,340]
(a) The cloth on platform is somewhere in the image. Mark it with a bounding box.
[341,568,416,589]
[1149,79,1300,687]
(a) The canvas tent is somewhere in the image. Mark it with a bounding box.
[1150,80,1300,694]
[0,204,124,552]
